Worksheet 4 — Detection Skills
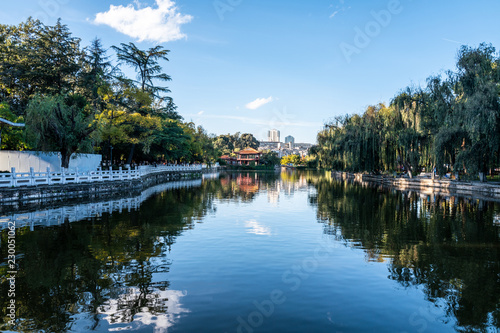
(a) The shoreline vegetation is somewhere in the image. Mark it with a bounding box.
[309,43,500,183]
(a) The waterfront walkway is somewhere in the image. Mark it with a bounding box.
[0,164,202,188]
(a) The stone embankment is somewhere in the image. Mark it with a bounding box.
[0,169,203,206]
[332,171,500,201]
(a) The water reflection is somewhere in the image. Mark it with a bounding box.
[0,172,288,332]
[244,219,272,236]
[1,171,500,332]
[0,178,215,332]
[309,176,500,332]
[0,179,202,231]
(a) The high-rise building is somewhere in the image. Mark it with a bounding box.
[285,135,295,144]
[268,129,280,142]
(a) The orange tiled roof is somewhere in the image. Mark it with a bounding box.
[237,147,261,155]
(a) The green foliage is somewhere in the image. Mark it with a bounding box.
[214,132,259,156]
[0,18,221,167]
[260,150,280,166]
[112,42,171,97]
[0,103,27,150]
[281,154,301,166]
[181,123,218,164]
[316,43,500,180]
[25,94,96,168]
[235,133,259,150]
[0,19,83,116]
[213,134,234,155]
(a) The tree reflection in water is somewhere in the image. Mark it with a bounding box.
[0,182,216,332]
[309,176,500,332]
[0,173,281,332]
[3,171,500,332]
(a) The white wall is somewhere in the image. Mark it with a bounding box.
[0,151,102,173]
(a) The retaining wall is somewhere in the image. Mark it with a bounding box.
[332,171,500,200]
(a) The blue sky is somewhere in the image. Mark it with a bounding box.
[1,0,499,143]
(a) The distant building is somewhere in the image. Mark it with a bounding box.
[237,147,262,165]
[220,155,237,165]
[285,136,294,148]
[268,129,280,142]
[258,139,312,159]
[222,148,262,166]
[259,141,279,150]
[295,143,313,149]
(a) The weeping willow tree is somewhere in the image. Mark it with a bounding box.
[314,43,500,181]
[25,94,96,168]
[453,44,500,178]
[314,103,400,173]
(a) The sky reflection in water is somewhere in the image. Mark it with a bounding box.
[1,171,500,332]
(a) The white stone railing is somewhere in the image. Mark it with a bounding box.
[0,179,203,230]
[0,164,202,188]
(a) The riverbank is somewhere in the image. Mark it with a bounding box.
[0,178,203,229]
[0,168,204,206]
[332,171,500,201]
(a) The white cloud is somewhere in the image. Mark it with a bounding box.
[245,96,274,110]
[93,0,193,43]
[442,38,463,45]
[197,110,205,115]
[329,10,339,18]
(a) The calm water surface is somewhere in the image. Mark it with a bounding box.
[1,171,500,332]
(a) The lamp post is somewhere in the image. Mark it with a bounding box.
[110,145,113,167]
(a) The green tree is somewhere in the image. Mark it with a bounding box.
[452,43,500,179]
[260,150,280,166]
[214,134,235,155]
[80,38,114,112]
[112,42,171,97]
[281,154,301,166]
[25,94,96,168]
[111,43,174,164]
[0,18,83,115]
[235,133,259,150]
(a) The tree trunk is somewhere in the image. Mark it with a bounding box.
[126,143,136,165]
[61,149,71,169]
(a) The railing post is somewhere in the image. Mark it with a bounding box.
[11,167,16,187]
[119,166,122,180]
[47,167,52,185]
[75,167,80,183]
[62,168,66,185]
[30,167,34,186]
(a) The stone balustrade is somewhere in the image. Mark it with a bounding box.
[0,164,202,188]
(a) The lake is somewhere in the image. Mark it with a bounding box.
[1,170,500,332]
